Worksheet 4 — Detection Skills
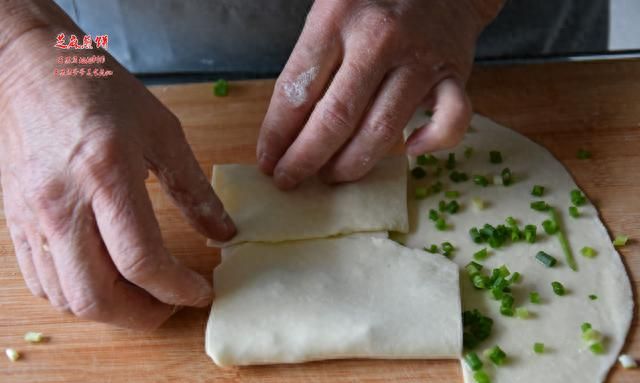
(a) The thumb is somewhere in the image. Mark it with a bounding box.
[147,117,236,242]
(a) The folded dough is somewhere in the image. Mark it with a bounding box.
[205,236,462,367]
[207,156,408,247]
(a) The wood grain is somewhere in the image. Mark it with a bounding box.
[1,59,639,382]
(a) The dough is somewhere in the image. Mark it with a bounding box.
[402,113,633,383]
[205,236,462,367]
[207,156,409,247]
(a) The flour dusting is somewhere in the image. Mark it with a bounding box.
[283,66,319,107]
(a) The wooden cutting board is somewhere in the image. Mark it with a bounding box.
[1,59,638,382]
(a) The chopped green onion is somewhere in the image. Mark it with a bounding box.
[438,200,447,212]
[529,291,541,304]
[411,167,427,179]
[582,329,603,344]
[535,251,557,267]
[472,198,485,211]
[530,201,550,211]
[435,217,447,231]
[549,207,578,271]
[213,79,229,96]
[531,185,545,197]
[464,352,484,371]
[473,175,489,187]
[445,190,460,199]
[580,246,597,258]
[415,186,428,199]
[589,294,598,300]
[577,148,592,159]
[489,150,503,164]
[524,224,537,243]
[509,272,521,284]
[446,153,456,169]
[589,342,605,354]
[551,281,565,296]
[505,216,517,227]
[441,242,454,254]
[424,154,438,166]
[570,189,587,206]
[500,294,514,309]
[424,244,439,254]
[485,345,507,365]
[541,219,558,235]
[613,235,629,247]
[24,332,44,343]
[462,309,494,349]
[446,200,460,214]
[473,370,491,383]
[474,248,489,261]
[428,209,439,221]
[533,342,545,354]
[618,354,638,369]
[5,348,20,362]
[501,168,513,186]
[581,322,592,333]
[465,261,484,276]
[416,154,428,166]
[464,146,474,159]
[470,227,484,243]
[497,265,511,278]
[473,274,491,289]
[515,307,530,319]
[450,170,469,183]
[430,181,443,194]
[568,205,580,218]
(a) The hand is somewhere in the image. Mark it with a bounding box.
[257,0,502,188]
[0,25,235,329]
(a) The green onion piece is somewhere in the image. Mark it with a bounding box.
[589,342,605,354]
[535,251,557,267]
[423,154,438,166]
[473,370,491,383]
[473,175,489,187]
[411,167,427,179]
[445,190,460,199]
[497,265,511,278]
[581,322,592,333]
[5,348,20,362]
[415,186,428,200]
[435,217,447,231]
[24,332,44,343]
[505,216,517,227]
[470,228,484,243]
[464,352,484,371]
[430,181,443,194]
[551,281,566,296]
[438,200,447,212]
[501,168,513,186]
[450,170,469,183]
[541,219,558,235]
[515,307,530,319]
[472,274,491,289]
[524,224,537,243]
[472,197,485,211]
[533,342,545,354]
[462,309,494,349]
[589,294,598,300]
[499,307,515,317]
[531,185,545,197]
[474,248,489,261]
[530,201,550,211]
[464,146,474,159]
[570,189,587,206]
[490,287,504,300]
[441,242,454,254]
[549,207,578,271]
[582,329,603,344]
[485,345,507,365]
[424,244,439,254]
[428,209,439,221]
[416,154,428,166]
[529,291,541,304]
[577,148,592,159]
[446,200,460,214]
[213,79,229,96]
[446,153,456,170]
[510,272,521,284]
[581,246,597,258]
[613,235,629,247]
[489,150,503,164]
[465,261,484,276]
[500,294,514,309]
[568,206,580,218]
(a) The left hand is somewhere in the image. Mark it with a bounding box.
[257,0,502,188]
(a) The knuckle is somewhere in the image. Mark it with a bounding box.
[69,294,109,320]
[362,114,400,145]
[318,95,354,136]
[119,250,160,286]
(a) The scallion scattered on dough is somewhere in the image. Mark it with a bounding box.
[465,352,484,371]
[529,291,541,304]
[570,189,587,206]
[485,345,507,366]
[446,153,456,170]
[533,342,545,354]
[414,186,428,200]
[580,246,597,258]
[473,248,489,261]
[473,175,489,187]
[551,281,566,296]
[531,185,545,197]
[416,154,428,166]
[5,348,20,362]
[549,207,578,271]
[501,168,513,186]
[530,201,550,212]
[24,332,43,343]
[472,197,485,211]
[535,251,557,267]
[462,309,494,349]
[515,307,530,319]
[589,294,598,300]
[568,205,580,218]
[473,370,491,383]
[450,170,469,183]
[489,150,503,164]
[445,190,460,199]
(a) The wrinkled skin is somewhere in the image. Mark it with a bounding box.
[258,0,502,189]
[0,23,236,329]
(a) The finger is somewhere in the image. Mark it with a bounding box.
[405,77,471,155]
[272,49,389,189]
[147,116,236,242]
[256,8,342,175]
[44,204,173,330]
[92,162,213,308]
[7,224,44,298]
[320,67,428,183]
[29,231,69,309]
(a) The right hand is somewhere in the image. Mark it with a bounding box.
[0,24,235,329]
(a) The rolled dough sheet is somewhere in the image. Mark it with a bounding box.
[207,156,408,247]
[402,113,633,383]
[205,236,462,367]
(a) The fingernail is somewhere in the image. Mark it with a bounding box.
[274,168,297,190]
